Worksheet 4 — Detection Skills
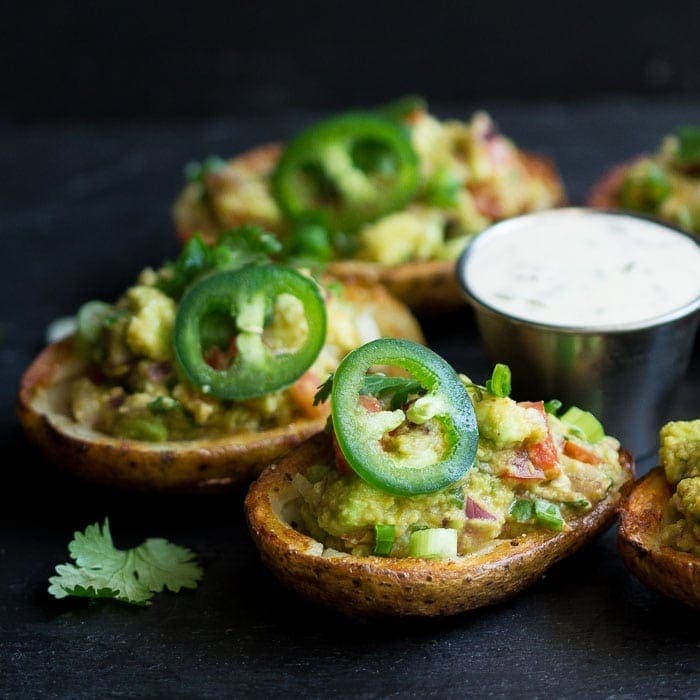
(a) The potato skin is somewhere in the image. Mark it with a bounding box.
[245,433,634,617]
[17,283,423,493]
[587,160,637,209]
[617,467,700,609]
[174,144,565,312]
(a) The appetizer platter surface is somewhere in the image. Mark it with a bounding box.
[2,99,699,698]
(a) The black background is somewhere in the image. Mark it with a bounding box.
[2,3,700,698]
[4,0,700,121]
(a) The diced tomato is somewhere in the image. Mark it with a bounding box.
[358,395,382,412]
[503,450,546,481]
[332,434,353,476]
[289,371,331,420]
[563,440,601,465]
[518,401,560,476]
[205,337,238,371]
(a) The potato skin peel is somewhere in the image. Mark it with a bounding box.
[17,283,423,493]
[245,434,634,617]
[587,160,636,209]
[174,143,565,311]
[617,467,700,609]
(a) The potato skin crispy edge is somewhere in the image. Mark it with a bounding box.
[173,143,566,312]
[245,433,634,617]
[17,283,423,494]
[617,467,700,609]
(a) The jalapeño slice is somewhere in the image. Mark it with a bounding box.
[174,265,326,400]
[331,339,478,496]
[272,112,420,232]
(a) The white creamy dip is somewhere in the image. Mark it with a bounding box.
[462,209,700,328]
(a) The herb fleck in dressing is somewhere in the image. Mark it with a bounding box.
[463,210,700,327]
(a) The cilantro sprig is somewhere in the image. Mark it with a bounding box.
[462,363,512,399]
[157,226,282,299]
[48,520,203,606]
[313,373,425,410]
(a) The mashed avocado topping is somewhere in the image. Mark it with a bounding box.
[617,127,700,235]
[295,385,626,558]
[181,104,563,264]
[67,234,385,442]
[660,419,700,556]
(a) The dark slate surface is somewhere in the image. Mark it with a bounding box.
[1,99,699,698]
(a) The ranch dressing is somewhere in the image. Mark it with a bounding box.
[462,209,700,328]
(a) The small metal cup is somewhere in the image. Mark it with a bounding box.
[458,209,700,458]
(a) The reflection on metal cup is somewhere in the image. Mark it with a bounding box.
[458,209,700,458]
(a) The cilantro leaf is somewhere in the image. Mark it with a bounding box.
[361,373,425,409]
[313,373,425,409]
[48,519,203,606]
[157,226,283,299]
[313,374,334,406]
[675,125,700,165]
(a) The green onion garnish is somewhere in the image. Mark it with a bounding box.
[485,363,511,398]
[373,524,396,556]
[544,399,562,416]
[408,528,458,559]
[560,406,605,443]
[509,499,534,523]
[534,500,564,532]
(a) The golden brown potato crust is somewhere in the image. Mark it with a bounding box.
[17,283,423,493]
[245,433,634,617]
[617,467,700,609]
[173,144,565,312]
[587,161,635,209]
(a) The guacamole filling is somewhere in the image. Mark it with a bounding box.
[66,235,384,442]
[181,104,562,264]
[294,382,626,558]
[616,127,700,235]
[659,420,700,556]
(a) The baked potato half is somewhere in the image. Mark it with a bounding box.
[617,467,700,609]
[588,126,700,236]
[246,433,634,617]
[18,281,423,493]
[587,162,632,210]
[173,119,565,312]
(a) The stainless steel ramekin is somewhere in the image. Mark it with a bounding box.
[457,208,700,458]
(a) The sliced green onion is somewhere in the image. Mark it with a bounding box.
[675,125,700,165]
[544,399,562,416]
[560,407,605,443]
[373,524,396,556]
[76,300,113,345]
[408,528,458,559]
[510,499,534,523]
[534,500,564,532]
[485,363,511,398]
[409,523,429,534]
